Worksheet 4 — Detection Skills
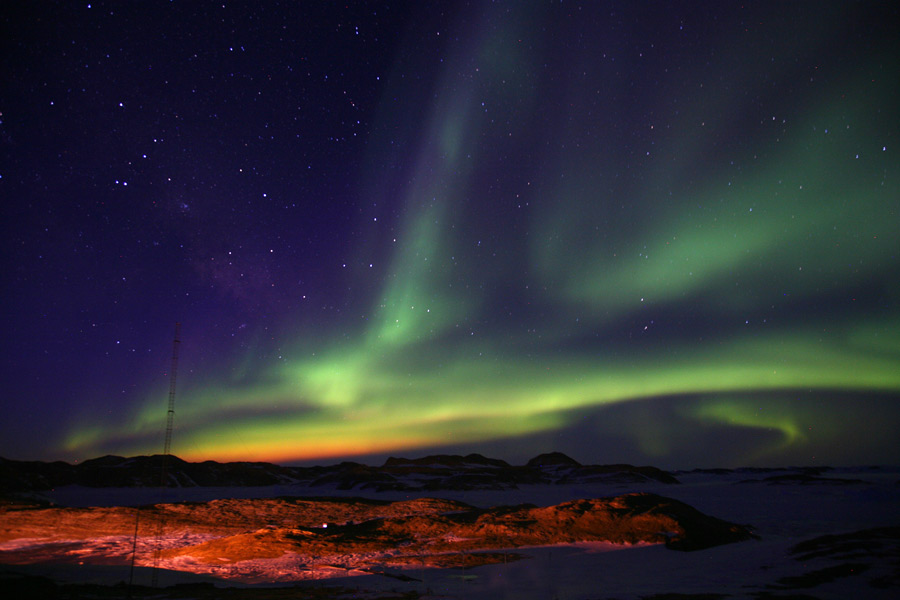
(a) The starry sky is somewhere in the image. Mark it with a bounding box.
[2,2,898,469]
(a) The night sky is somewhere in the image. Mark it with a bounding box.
[2,2,898,469]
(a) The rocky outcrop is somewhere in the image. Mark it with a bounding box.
[147,492,753,572]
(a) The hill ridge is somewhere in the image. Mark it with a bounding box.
[0,452,677,492]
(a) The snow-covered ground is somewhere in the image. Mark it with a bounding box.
[4,466,898,599]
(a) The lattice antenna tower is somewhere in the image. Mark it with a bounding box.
[162,322,181,460]
[151,322,181,587]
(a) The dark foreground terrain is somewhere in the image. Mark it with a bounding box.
[2,454,898,599]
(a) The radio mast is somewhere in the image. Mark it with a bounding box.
[162,322,181,461]
[151,322,181,587]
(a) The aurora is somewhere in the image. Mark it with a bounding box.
[3,1,898,468]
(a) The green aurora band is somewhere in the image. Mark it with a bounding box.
[64,4,899,467]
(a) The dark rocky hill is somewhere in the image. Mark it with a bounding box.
[0,452,679,494]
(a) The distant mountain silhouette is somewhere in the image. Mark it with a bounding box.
[0,452,679,493]
[526,451,581,468]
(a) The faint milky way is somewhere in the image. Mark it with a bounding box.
[1,2,898,468]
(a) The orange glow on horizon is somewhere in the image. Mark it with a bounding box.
[174,434,444,465]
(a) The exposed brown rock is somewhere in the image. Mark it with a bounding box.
[0,488,756,583]
[154,492,751,566]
